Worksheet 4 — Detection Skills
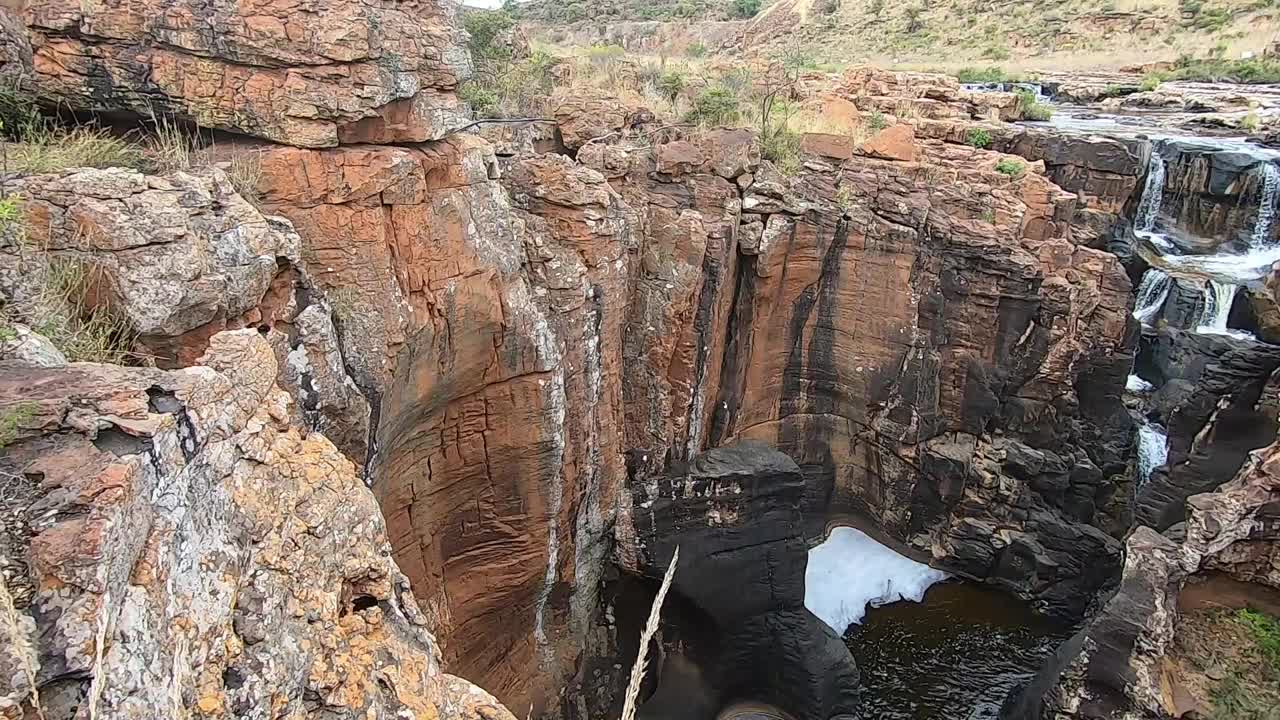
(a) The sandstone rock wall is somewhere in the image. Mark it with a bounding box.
[0,330,511,720]
[23,0,470,147]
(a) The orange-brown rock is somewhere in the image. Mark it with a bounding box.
[801,132,854,160]
[24,0,469,147]
[0,330,515,720]
[858,123,919,162]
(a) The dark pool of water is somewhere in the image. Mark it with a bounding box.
[843,581,1070,720]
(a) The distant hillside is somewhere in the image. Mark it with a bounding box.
[524,0,1280,71]
[519,0,772,23]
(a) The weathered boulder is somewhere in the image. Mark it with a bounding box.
[0,321,65,367]
[1,167,301,367]
[0,330,513,720]
[24,0,469,147]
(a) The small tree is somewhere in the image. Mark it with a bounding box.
[731,0,762,18]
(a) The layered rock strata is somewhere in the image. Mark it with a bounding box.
[24,0,470,147]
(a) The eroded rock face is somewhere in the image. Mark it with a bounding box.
[1015,439,1280,719]
[0,330,513,720]
[24,0,469,147]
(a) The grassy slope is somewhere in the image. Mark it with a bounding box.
[525,0,1280,72]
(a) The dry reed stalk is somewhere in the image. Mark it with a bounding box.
[619,547,678,720]
[0,572,45,720]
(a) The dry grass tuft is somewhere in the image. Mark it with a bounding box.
[7,126,146,174]
[0,572,45,720]
[24,257,138,365]
[144,112,206,174]
[620,547,679,720]
[226,151,264,207]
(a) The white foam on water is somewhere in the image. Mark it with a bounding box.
[1136,422,1168,487]
[804,526,949,636]
[1132,268,1171,325]
[1126,374,1155,393]
[1162,244,1280,283]
[1253,162,1279,248]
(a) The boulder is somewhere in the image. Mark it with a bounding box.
[859,123,919,162]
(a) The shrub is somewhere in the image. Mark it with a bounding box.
[1140,74,1164,91]
[982,43,1011,61]
[956,66,1010,83]
[1015,88,1053,121]
[995,158,1026,176]
[1242,111,1261,132]
[686,41,708,58]
[965,127,993,149]
[463,7,518,62]
[867,111,888,131]
[687,86,740,126]
[761,128,803,176]
[656,70,687,105]
[731,0,762,18]
[0,195,21,228]
[1162,55,1280,84]
[227,152,263,206]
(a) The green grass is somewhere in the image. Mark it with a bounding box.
[867,111,888,132]
[965,127,992,149]
[761,127,802,176]
[687,85,740,127]
[995,158,1026,177]
[0,402,36,448]
[1237,609,1280,670]
[955,66,1026,84]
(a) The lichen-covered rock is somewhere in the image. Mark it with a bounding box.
[1,167,301,367]
[0,330,514,720]
[24,0,470,147]
[0,322,65,367]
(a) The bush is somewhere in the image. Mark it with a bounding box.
[982,43,1011,61]
[761,127,802,175]
[1015,88,1053,121]
[956,66,1012,83]
[686,41,708,58]
[687,86,740,126]
[459,50,557,119]
[965,127,993,149]
[1237,609,1280,670]
[1140,74,1164,91]
[1161,56,1280,84]
[867,111,888,131]
[463,7,518,62]
[731,0,762,18]
[656,70,687,105]
[995,158,1026,176]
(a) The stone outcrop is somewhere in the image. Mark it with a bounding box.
[23,0,470,147]
[1013,439,1280,718]
[0,330,513,720]
[1,167,301,367]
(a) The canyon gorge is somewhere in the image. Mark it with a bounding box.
[1,1,1279,720]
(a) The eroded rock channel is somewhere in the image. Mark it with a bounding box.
[1,2,1279,720]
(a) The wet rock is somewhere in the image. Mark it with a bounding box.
[0,330,513,720]
[24,0,470,147]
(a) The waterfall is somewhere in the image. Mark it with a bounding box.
[1132,268,1171,325]
[1195,279,1238,333]
[805,526,949,636]
[1126,374,1155,393]
[1135,150,1167,234]
[1136,422,1168,486]
[1252,162,1279,248]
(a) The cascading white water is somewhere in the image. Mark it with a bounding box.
[1135,150,1167,234]
[805,526,949,636]
[1126,374,1155,393]
[1196,279,1239,334]
[1132,268,1171,325]
[1136,422,1168,486]
[1252,162,1279,248]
